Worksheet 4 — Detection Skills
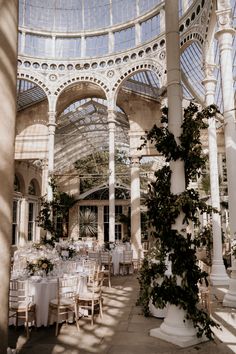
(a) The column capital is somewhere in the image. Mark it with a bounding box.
[107,109,116,124]
[215,8,235,37]
[48,111,57,124]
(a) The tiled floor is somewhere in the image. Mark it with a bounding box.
[8,274,236,354]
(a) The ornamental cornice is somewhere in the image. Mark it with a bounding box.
[17,34,167,78]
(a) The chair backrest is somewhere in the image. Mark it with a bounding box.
[9,279,31,309]
[58,276,78,302]
[100,252,111,265]
[122,250,133,263]
[91,271,104,294]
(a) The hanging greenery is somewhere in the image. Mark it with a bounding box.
[37,177,75,245]
[138,102,220,339]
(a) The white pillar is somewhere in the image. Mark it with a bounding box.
[97,205,104,246]
[108,110,116,243]
[130,156,142,260]
[215,1,236,307]
[18,197,28,246]
[150,1,206,347]
[41,158,48,197]
[0,1,18,352]
[202,63,229,285]
[47,111,56,201]
[215,4,236,237]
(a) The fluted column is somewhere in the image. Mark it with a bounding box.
[202,63,229,285]
[0,1,18,352]
[47,111,56,201]
[130,156,142,260]
[150,0,204,347]
[108,110,116,243]
[215,1,236,307]
[215,4,236,238]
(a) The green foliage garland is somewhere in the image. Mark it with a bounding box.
[37,177,75,244]
[138,102,220,339]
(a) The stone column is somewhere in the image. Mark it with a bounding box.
[41,158,48,197]
[202,63,229,285]
[18,197,28,246]
[0,1,18,352]
[97,205,104,246]
[150,0,205,347]
[47,111,56,201]
[108,110,116,243]
[215,1,236,307]
[130,156,142,260]
[215,4,236,238]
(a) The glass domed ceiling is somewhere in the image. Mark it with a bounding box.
[19,0,161,32]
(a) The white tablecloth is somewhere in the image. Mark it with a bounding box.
[10,274,88,327]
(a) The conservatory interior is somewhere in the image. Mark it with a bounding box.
[1,0,236,353]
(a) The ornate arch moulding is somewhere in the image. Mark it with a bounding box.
[54,73,110,97]
[17,71,51,96]
[111,59,166,97]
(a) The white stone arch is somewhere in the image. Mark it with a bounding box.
[14,172,26,195]
[53,73,111,101]
[111,59,166,103]
[180,30,205,52]
[27,177,41,197]
[17,71,51,97]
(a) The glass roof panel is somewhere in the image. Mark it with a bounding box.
[180,42,205,102]
[19,0,161,32]
[55,98,129,171]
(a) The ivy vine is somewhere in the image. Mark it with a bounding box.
[37,177,75,245]
[138,102,220,339]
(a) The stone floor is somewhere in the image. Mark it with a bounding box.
[8,274,236,354]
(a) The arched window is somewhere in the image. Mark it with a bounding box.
[14,175,21,192]
[28,180,36,195]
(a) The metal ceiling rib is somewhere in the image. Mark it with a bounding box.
[54,98,129,171]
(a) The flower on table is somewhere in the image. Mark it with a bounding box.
[26,257,54,275]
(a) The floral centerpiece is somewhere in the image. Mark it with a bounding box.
[26,257,54,275]
[56,242,77,260]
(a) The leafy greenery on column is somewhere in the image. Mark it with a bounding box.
[37,177,75,244]
[138,103,219,339]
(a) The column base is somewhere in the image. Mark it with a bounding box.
[223,269,236,308]
[149,305,208,348]
[150,327,207,348]
[210,262,229,286]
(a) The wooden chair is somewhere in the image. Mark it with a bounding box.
[9,279,37,338]
[48,275,79,336]
[119,250,133,275]
[75,271,104,326]
[100,251,112,287]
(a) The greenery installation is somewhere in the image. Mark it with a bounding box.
[37,177,75,245]
[138,102,220,339]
